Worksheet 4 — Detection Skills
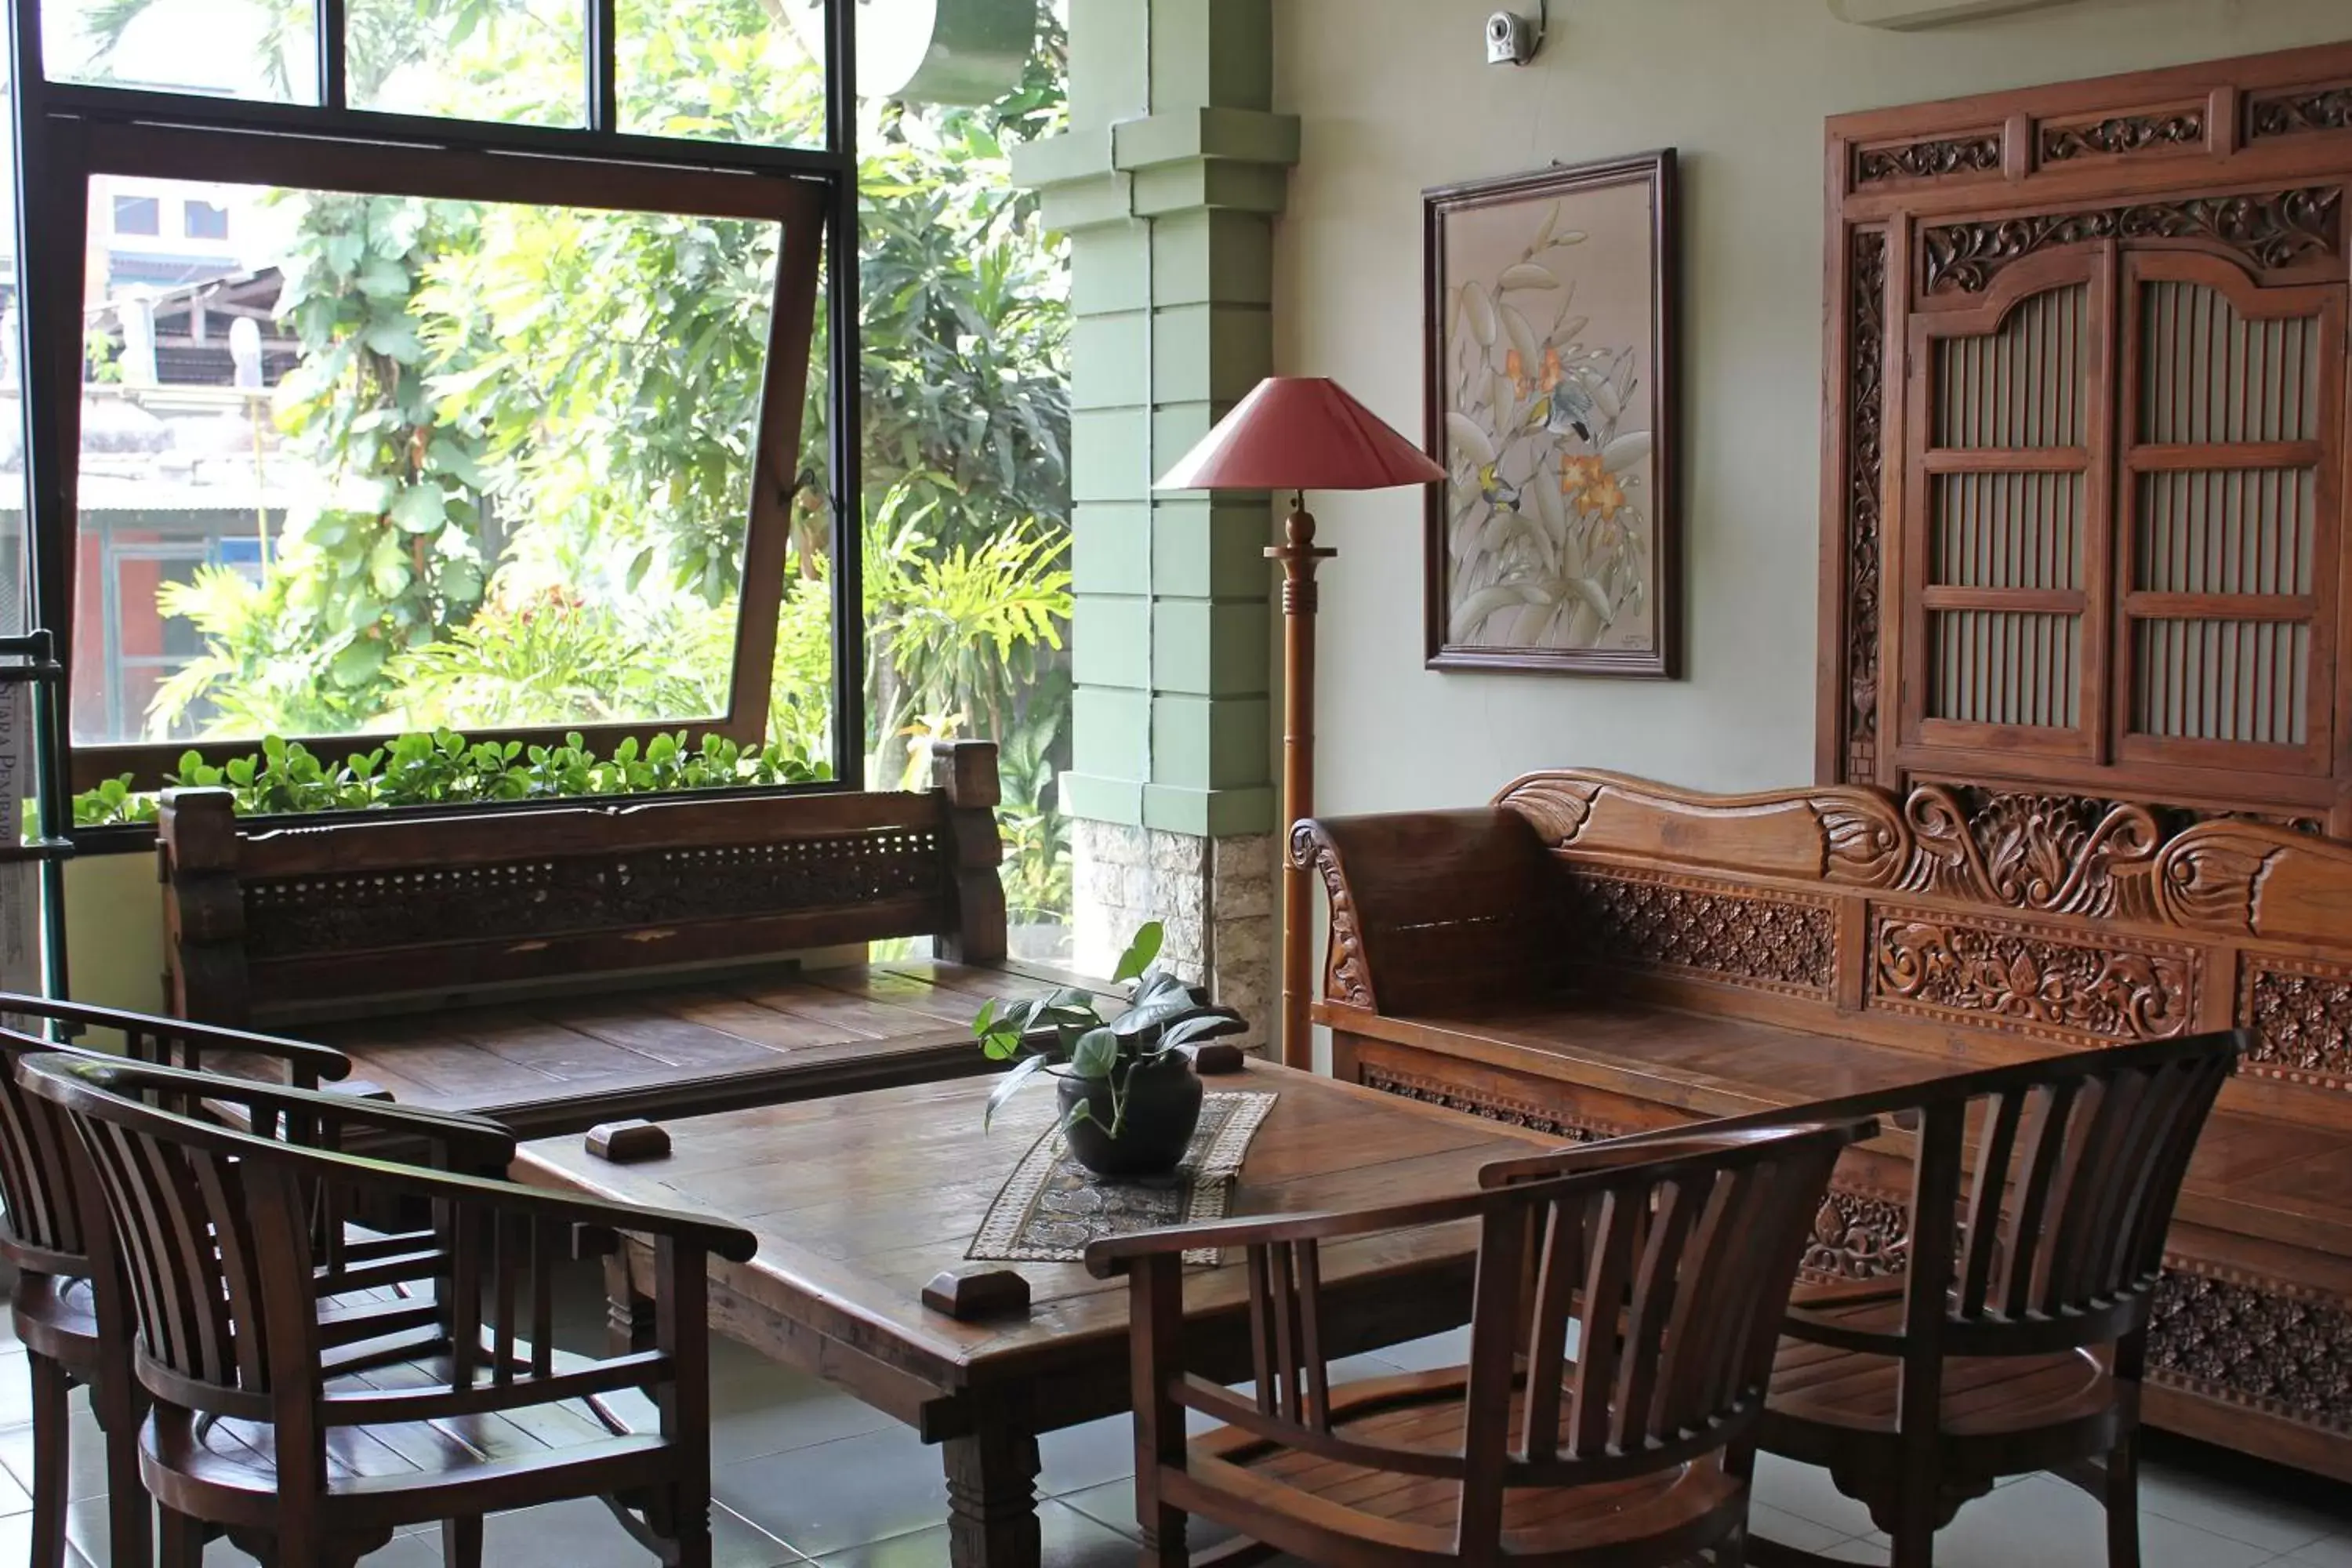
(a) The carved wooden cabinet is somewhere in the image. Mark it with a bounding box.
[1821,44,2352,830]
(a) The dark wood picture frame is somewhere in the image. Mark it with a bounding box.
[1422,150,1680,677]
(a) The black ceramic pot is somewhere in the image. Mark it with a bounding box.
[1055,1052,1204,1178]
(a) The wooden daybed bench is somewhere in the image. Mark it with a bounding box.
[1294,768,2352,1482]
[155,741,1112,1138]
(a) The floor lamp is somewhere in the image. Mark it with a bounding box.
[1156,378,1445,1071]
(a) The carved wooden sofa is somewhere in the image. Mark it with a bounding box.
[1295,768,2352,1481]
[157,740,1109,1140]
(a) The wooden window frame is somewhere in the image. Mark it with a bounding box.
[7,0,866,799]
[1819,43,2352,832]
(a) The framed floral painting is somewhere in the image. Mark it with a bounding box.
[1423,151,1680,675]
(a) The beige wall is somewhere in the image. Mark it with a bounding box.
[1272,0,2352,817]
[63,851,165,1014]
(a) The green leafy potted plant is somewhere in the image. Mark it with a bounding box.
[972,921,1247,1178]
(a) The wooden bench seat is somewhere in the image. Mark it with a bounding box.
[158,742,1076,1141]
[1352,995,2352,1266]
[297,957,1119,1138]
[1295,768,2352,1482]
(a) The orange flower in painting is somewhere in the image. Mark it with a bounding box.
[1539,343,1564,393]
[1575,473,1627,517]
[1558,452,1605,495]
[1504,347,1531,397]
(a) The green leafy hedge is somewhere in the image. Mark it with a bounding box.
[74,729,831,826]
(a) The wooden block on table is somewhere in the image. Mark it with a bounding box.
[586,1119,671,1163]
[1189,1043,1247,1075]
[922,1268,1031,1320]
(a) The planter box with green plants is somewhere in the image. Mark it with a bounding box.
[71,729,830,828]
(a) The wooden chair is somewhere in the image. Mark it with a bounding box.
[17,1050,757,1568]
[0,996,357,1568]
[1481,1029,2244,1568]
[1086,1119,1874,1568]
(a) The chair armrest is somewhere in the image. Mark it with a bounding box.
[0,993,352,1084]
[1290,808,1561,1016]
[318,1149,758,1261]
[1479,1126,1831,1189]
[176,1074,517,1170]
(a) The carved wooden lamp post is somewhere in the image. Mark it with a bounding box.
[1156,377,1445,1070]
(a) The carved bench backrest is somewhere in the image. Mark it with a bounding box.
[159,741,1006,1027]
[1484,768,2352,1125]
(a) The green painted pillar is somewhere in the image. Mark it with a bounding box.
[1012,0,1296,1036]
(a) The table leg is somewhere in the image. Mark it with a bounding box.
[606,1251,655,1356]
[942,1421,1041,1568]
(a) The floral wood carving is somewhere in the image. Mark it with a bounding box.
[1488,775,1602,847]
[1853,132,2003,187]
[1356,1063,1624,1144]
[2247,83,2352,141]
[1898,787,2165,919]
[2150,1267,2352,1432]
[1919,187,2343,294]
[1871,909,2195,1044]
[2241,957,2352,1092]
[241,832,949,960]
[1567,870,1837,998]
[1803,1188,1911,1283]
[1290,822,1374,1011]
[1844,230,1888,783]
[2037,110,2205,162]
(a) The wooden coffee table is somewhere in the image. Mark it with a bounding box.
[511,1058,1555,1568]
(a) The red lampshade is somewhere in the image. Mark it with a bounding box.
[1156,377,1445,493]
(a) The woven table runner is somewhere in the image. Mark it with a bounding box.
[967,1091,1278,1266]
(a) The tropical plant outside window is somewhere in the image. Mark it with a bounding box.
[16,0,1076,947]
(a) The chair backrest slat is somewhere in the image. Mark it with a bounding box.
[1952,1038,2235,1329]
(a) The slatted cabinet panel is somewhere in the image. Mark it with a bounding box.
[1894,230,2346,797]
[1904,256,2107,758]
[2117,255,2342,775]
[1821,45,2352,829]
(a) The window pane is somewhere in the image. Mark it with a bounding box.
[619,0,824,148]
[69,176,800,750]
[854,5,1071,955]
[41,0,318,103]
[111,194,159,236]
[347,0,586,128]
[183,200,230,241]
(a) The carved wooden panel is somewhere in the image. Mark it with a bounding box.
[1842,230,1890,782]
[1920,188,2343,298]
[242,829,951,959]
[1354,1062,1625,1144]
[1804,1187,1912,1283]
[1867,905,2196,1044]
[2151,1266,2352,1434]
[2037,105,2206,164]
[1563,869,1838,999]
[2247,82,2352,141]
[2240,955,2352,1092]
[1830,47,2352,829]
[1853,130,2002,187]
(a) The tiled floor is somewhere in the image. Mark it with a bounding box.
[5,1287,2350,1568]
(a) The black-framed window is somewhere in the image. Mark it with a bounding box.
[10,0,864,796]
